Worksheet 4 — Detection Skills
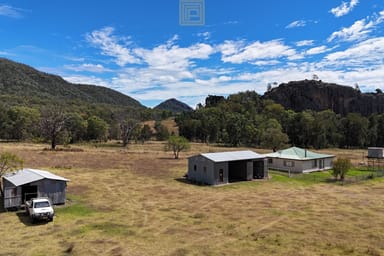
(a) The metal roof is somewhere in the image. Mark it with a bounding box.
[264,147,334,160]
[3,168,69,187]
[200,150,264,162]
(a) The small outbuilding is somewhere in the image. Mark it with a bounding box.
[187,150,268,185]
[264,147,334,173]
[368,147,384,158]
[2,168,69,209]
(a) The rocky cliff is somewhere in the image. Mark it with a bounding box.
[263,80,384,116]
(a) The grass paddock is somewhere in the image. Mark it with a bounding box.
[0,142,383,256]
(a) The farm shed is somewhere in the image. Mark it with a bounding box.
[264,147,334,173]
[188,150,268,185]
[2,168,69,209]
[368,147,384,158]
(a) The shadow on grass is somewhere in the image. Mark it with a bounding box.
[16,211,49,226]
[0,197,5,213]
[174,177,210,186]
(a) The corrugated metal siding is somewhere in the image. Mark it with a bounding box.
[3,179,22,208]
[368,148,384,158]
[32,179,67,204]
[3,178,67,208]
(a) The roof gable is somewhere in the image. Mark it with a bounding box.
[264,147,334,160]
[200,150,264,162]
[3,168,69,187]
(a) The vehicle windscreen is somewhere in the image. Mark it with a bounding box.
[34,201,50,208]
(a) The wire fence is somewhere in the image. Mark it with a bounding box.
[269,169,384,185]
[341,170,384,185]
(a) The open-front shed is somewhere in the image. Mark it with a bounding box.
[188,150,268,185]
[2,168,69,209]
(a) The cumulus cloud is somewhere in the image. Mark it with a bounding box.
[76,24,384,107]
[328,11,384,42]
[286,20,306,28]
[330,0,359,17]
[219,40,297,64]
[134,41,215,71]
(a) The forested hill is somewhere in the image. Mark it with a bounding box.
[154,98,193,113]
[263,80,384,116]
[0,58,143,108]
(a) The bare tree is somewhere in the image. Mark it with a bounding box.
[40,108,67,150]
[120,119,140,147]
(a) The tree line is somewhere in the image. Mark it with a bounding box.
[176,91,384,149]
[0,105,172,149]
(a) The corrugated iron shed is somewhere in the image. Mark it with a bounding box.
[200,150,264,162]
[3,168,69,187]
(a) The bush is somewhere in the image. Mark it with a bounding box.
[331,158,352,181]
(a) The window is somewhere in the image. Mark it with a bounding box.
[268,158,273,164]
[284,161,294,167]
[11,187,17,196]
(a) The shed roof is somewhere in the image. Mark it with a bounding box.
[200,150,264,162]
[264,147,334,160]
[3,168,69,187]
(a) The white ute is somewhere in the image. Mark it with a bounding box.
[25,198,54,223]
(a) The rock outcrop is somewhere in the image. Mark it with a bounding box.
[263,80,384,115]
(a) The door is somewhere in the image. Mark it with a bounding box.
[253,160,265,179]
[22,185,38,203]
[219,169,224,182]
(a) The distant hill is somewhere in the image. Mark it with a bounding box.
[154,98,193,113]
[0,58,144,109]
[263,80,384,116]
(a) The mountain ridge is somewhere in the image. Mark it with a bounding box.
[0,57,143,109]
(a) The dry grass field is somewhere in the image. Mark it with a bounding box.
[0,142,383,256]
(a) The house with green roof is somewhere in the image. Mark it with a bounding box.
[264,147,334,173]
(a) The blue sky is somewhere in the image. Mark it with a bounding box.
[1,0,384,108]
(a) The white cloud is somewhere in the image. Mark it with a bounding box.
[86,27,141,66]
[73,25,384,108]
[64,63,112,73]
[63,75,109,87]
[296,40,314,47]
[219,40,297,64]
[306,46,330,55]
[330,0,359,17]
[286,20,306,29]
[134,41,215,71]
[0,4,23,18]
[325,37,384,66]
[251,60,280,66]
[328,11,384,42]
